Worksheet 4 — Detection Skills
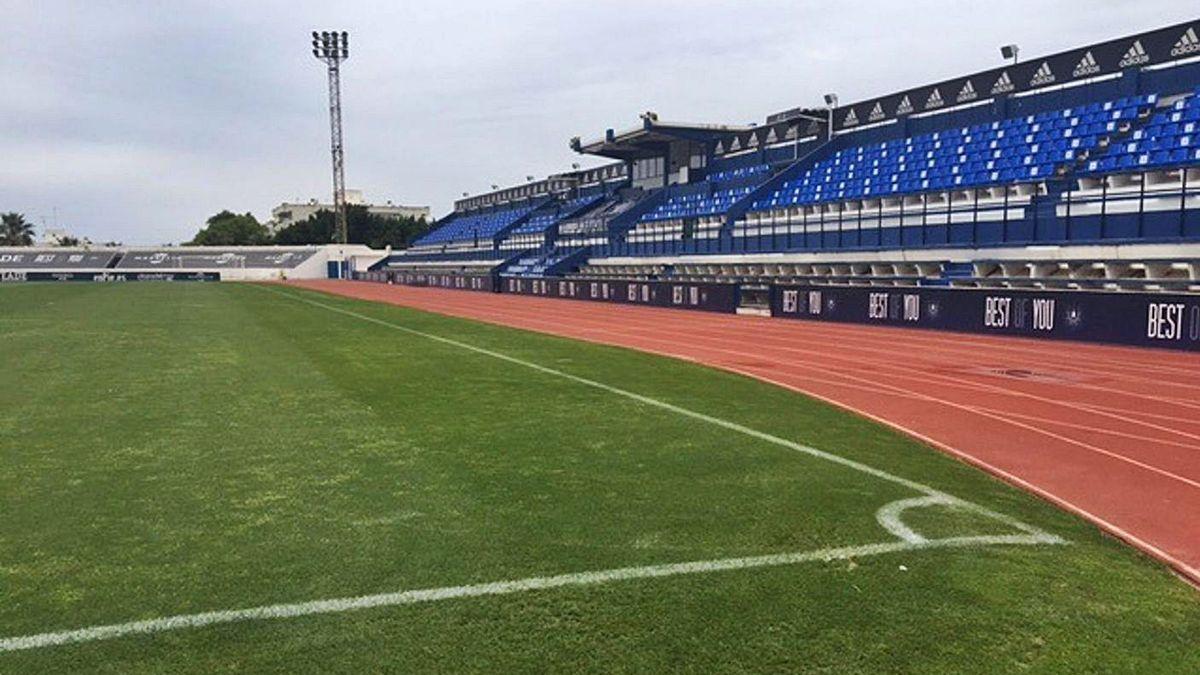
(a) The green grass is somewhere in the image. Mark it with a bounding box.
[0,282,1197,673]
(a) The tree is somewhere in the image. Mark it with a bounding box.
[272,209,336,245]
[186,210,270,246]
[56,236,82,247]
[1,212,35,246]
[272,206,430,248]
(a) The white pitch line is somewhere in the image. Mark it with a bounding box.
[257,286,1055,540]
[876,495,949,544]
[0,531,1058,653]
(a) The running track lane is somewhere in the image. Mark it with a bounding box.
[286,280,1200,586]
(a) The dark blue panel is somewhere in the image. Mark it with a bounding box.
[948,222,974,244]
[1103,214,1140,239]
[880,227,903,248]
[925,224,949,245]
[771,285,1200,351]
[1066,215,1103,241]
[505,277,739,313]
[1143,211,1187,239]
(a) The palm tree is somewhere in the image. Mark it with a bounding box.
[1,212,35,246]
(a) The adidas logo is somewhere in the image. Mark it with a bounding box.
[956,80,977,103]
[895,95,914,115]
[1073,51,1100,78]
[925,88,944,109]
[1172,27,1200,57]
[991,71,1015,95]
[1119,40,1149,67]
[867,102,885,121]
[1030,61,1056,86]
[843,108,859,127]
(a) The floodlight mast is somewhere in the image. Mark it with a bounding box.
[311,30,350,247]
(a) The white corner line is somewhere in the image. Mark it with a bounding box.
[0,529,1059,654]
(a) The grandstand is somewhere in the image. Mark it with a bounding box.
[0,245,382,281]
[377,21,1200,298]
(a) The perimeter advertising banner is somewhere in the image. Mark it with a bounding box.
[367,271,497,292]
[0,271,220,282]
[504,277,739,313]
[770,285,1200,351]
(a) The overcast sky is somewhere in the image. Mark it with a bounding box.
[1,1,1195,244]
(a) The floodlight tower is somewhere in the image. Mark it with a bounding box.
[311,30,350,246]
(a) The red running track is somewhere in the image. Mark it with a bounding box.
[289,280,1200,585]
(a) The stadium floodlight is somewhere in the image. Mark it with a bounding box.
[311,30,350,249]
[823,93,838,141]
[1000,44,1020,64]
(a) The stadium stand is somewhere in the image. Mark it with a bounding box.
[0,250,120,269]
[0,245,374,281]
[375,21,1200,295]
[116,249,318,269]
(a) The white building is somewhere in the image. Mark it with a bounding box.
[269,190,430,233]
[38,227,85,246]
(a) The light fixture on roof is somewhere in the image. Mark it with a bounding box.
[571,163,580,170]
[1000,44,1020,65]
[822,94,838,142]
[462,192,469,197]
[526,175,535,182]
[491,184,498,190]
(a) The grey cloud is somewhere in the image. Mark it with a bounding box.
[1,0,1194,243]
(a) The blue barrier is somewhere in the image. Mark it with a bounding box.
[502,277,739,313]
[770,284,1200,351]
[373,271,497,292]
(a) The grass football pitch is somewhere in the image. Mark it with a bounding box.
[1,282,1198,672]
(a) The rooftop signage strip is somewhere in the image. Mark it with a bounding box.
[827,20,1199,132]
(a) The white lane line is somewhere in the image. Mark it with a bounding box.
[258,285,1056,540]
[0,530,1058,653]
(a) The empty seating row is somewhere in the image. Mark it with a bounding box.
[639,185,756,223]
[750,95,1158,212]
[507,194,606,236]
[1085,89,1200,172]
[707,164,770,184]
[415,204,539,246]
[502,248,582,277]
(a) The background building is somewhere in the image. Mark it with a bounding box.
[269,189,429,232]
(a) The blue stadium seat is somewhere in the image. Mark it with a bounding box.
[750,94,1166,213]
